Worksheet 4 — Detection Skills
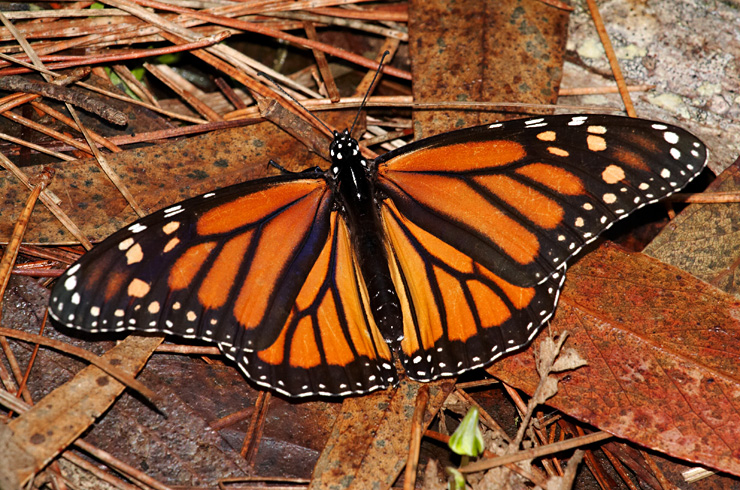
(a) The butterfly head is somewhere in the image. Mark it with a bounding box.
[328,130,369,179]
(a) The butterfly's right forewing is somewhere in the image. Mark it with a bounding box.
[51,177,332,351]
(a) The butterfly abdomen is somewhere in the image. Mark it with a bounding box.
[330,131,404,345]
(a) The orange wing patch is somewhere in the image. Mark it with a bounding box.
[515,163,584,195]
[169,241,217,290]
[198,180,323,235]
[199,232,253,309]
[257,213,392,370]
[232,186,329,330]
[380,140,526,173]
[382,172,540,265]
[473,175,564,229]
[382,201,538,356]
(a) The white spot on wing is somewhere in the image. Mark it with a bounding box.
[128,223,147,234]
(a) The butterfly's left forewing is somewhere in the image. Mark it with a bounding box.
[376,114,708,289]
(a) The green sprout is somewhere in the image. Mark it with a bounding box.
[445,467,466,490]
[448,406,484,457]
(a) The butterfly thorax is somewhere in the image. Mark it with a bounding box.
[329,130,404,344]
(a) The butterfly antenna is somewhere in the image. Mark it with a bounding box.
[257,71,333,135]
[349,50,390,137]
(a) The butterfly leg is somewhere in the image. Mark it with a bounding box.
[268,159,323,176]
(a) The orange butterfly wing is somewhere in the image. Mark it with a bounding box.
[50,176,393,396]
[376,115,707,378]
[381,199,563,379]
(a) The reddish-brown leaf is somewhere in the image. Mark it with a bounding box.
[489,242,740,476]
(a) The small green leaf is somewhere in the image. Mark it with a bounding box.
[448,406,484,457]
[130,66,145,81]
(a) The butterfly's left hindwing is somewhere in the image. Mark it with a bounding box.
[382,199,564,380]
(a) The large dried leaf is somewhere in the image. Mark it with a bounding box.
[310,379,454,490]
[489,242,740,476]
[644,157,740,293]
[408,0,568,137]
[4,334,161,487]
[0,122,328,244]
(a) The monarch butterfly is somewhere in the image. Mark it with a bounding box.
[49,113,707,397]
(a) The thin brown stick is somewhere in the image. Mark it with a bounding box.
[0,130,75,161]
[559,84,654,96]
[154,344,220,355]
[0,327,157,401]
[459,431,613,474]
[241,391,272,465]
[454,378,500,390]
[210,407,254,431]
[214,77,248,110]
[0,335,33,405]
[309,6,408,22]
[10,268,64,278]
[536,0,574,11]
[668,191,739,203]
[403,385,429,490]
[0,354,20,401]
[585,0,636,117]
[0,169,53,317]
[1,8,131,20]
[15,310,48,408]
[19,244,81,264]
